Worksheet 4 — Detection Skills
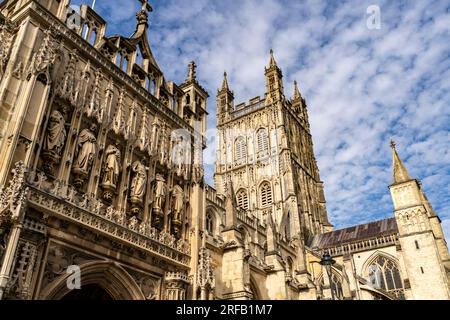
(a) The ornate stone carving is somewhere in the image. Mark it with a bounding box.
[125,100,137,140]
[57,50,78,103]
[192,164,204,185]
[85,68,103,123]
[197,247,215,292]
[28,29,60,76]
[137,108,149,152]
[128,216,140,231]
[0,161,28,225]
[41,242,96,291]
[72,124,98,187]
[11,60,24,79]
[0,20,15,78]
[112,89,126,137]
[164,271,190,300]
[101,141,121,202]
[103,78,114,121]
[126,267,161,300]
[159,124,170,166]
[150,116,160,155]
[0,224,9,263]
[4,240,37,299]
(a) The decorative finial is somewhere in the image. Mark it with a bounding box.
[391,139,412,183]
[140,0,153,13]
[390,139,396,149]
[268,48,277,68]
[293,80,301,100]
[136,0,153,26]
[221,71,229,90]
[187,61,197,81]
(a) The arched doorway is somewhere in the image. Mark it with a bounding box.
[40,261,146,300]
[61,284,113,300]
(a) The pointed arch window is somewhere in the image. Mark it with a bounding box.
[330,273,344,300]
[234,137,247,165]
[206,211,214,235]
[319,272,344,300]
[367,256,405,299]
[236,189,249,211]
[260,182,272,207]
[256,128,269,157]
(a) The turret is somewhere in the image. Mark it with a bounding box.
[216,71,234,126]
[389,140,450,299]
[179,61,209,133]
[264,49,284,104]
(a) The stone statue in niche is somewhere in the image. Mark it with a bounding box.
[171,136,187,177]
[130,159,148,215]
[72,124,97,187]
[171,185,184,237]
[150,117,160,154]
[153,174,167,213]
[42,106,68,174]
[153,174,167,225]
[171,185,184,222]
[101,141,122,202]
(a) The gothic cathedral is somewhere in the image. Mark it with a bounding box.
[0,0,448,300]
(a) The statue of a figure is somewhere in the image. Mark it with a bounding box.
[72,124,97,184]
[130,160,147,204]
[102,142,121,189]
[171,185,184,222]
[150,117,160,154]
[42,107,68,174]
[101,141,121,201]
[172,136,186,176]
[153,174,167,212]
[44,109,67,157]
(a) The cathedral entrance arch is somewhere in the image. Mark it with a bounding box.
[40,261,146,300]
[61,284,113,300]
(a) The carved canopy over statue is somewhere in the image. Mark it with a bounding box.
[130,160,148,205]
[72,124,97,185]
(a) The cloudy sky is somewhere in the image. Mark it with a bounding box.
[72,0,450,238]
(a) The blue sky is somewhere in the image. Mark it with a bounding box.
[72,0,450,238]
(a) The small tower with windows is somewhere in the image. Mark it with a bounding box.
[264,49,285,104]
[389,141,450,299]
[180,61,208,131]
[216,72,234,126]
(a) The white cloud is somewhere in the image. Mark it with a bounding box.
[92,0,449,232]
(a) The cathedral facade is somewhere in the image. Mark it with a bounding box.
[0,0,448,300]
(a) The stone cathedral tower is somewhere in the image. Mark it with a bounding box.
[389,141,450,299]
[215,50,332,242]
[213,50,333,298]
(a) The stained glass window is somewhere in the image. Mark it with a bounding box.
[368,256,405,299]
